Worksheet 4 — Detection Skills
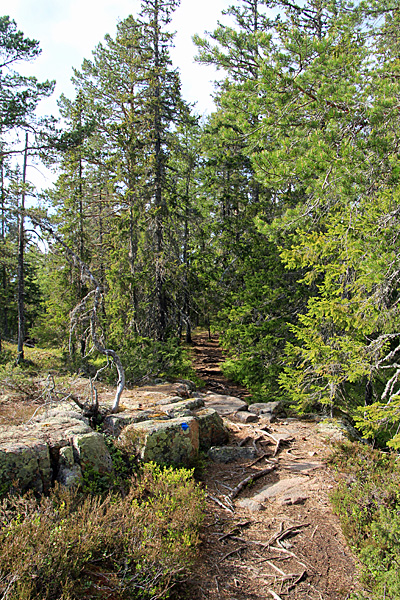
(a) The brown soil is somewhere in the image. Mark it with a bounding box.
[190,331,252,399]
[180,331,360,600]
[0,333,361,599]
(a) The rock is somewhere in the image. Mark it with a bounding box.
[317,419,362,442]
[120,417,199,466]
[286,461,322,474]
[207,446,257,463]
[161,397,205,417]
[0,413,92,494]
[234,411,259,424]
[73,432,113,474]
[251,477,309,503]
[155,396,182,406]
[0,439,51,494]
[194,408,229,451]
[57,446,82,488]
[248,401,285,419]
[236,498,264,512]
[103,410,161,436]
[204,393,248,415]
[176,379,196,391]
[279,493,308,506]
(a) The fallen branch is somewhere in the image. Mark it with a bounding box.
[248,453,274,467]
[238,435,252,447]
[288,570,307,591]
[268,590,283,600]
[207,494,234,514]
[219,546,247,563]
[228,466,276,500]
[218,521,251,541]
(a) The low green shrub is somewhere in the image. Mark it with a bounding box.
[0,462,205,600]
[329,442,400,599]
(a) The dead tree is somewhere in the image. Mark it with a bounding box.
[32,216,125,413]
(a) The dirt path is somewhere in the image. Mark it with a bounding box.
[180,333,360,600]
[190,331,251,399]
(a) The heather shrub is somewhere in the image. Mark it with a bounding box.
[0,463,205,600]
[329,442,400,600]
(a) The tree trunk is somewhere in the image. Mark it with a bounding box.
[16,133,28,364]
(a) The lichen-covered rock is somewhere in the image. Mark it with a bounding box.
[317,418,362,442]
[207,446,257,463]
[0,439,51,494]
[103,410,163,436]
[57,446,82,488]
[120,417,199,466]
[194,408,229,451]
[73,432,113,474]
[161,397,205,417]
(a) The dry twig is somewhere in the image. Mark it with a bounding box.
[207,494,234,514]
[228,466,276,500]
[219,546,247,563]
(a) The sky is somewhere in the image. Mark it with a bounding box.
[4,0,234,119]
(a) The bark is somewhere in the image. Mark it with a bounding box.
[16,133,28,364]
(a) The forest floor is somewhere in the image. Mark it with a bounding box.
[0,336,362,599]
[179,331,361,600]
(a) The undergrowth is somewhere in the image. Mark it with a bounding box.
[329,442,400,600]
[0,462,205,600]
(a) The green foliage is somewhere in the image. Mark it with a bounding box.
[101,336,199,385]
[0,463,205,600]
[330,442,400,599]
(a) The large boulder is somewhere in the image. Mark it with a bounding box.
[194,408,229,451]
[120,417,199,466]
[0,413,91,494]
[0,438,51,494]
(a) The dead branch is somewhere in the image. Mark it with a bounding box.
[248,453,274,467]
[238,435,252,447]
[207,494,234,514]
[268,590,283,600]
[228,466,276,501]
[219,546,247,563]
[218,521,251,541]
[287,570,307,591]
[31,216,125,413]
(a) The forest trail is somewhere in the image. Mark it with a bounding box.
[189,331,251,399]
[182,333,359,600]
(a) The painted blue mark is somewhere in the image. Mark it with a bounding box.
[181,422,189,431]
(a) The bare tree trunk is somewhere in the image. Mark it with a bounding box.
[32,216,126,413]
[16,133,28,364]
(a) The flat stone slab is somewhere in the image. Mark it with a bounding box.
[204,393,248,415]
[161,397,205,417]
[253,476,309,502]
[285,461,323,474]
